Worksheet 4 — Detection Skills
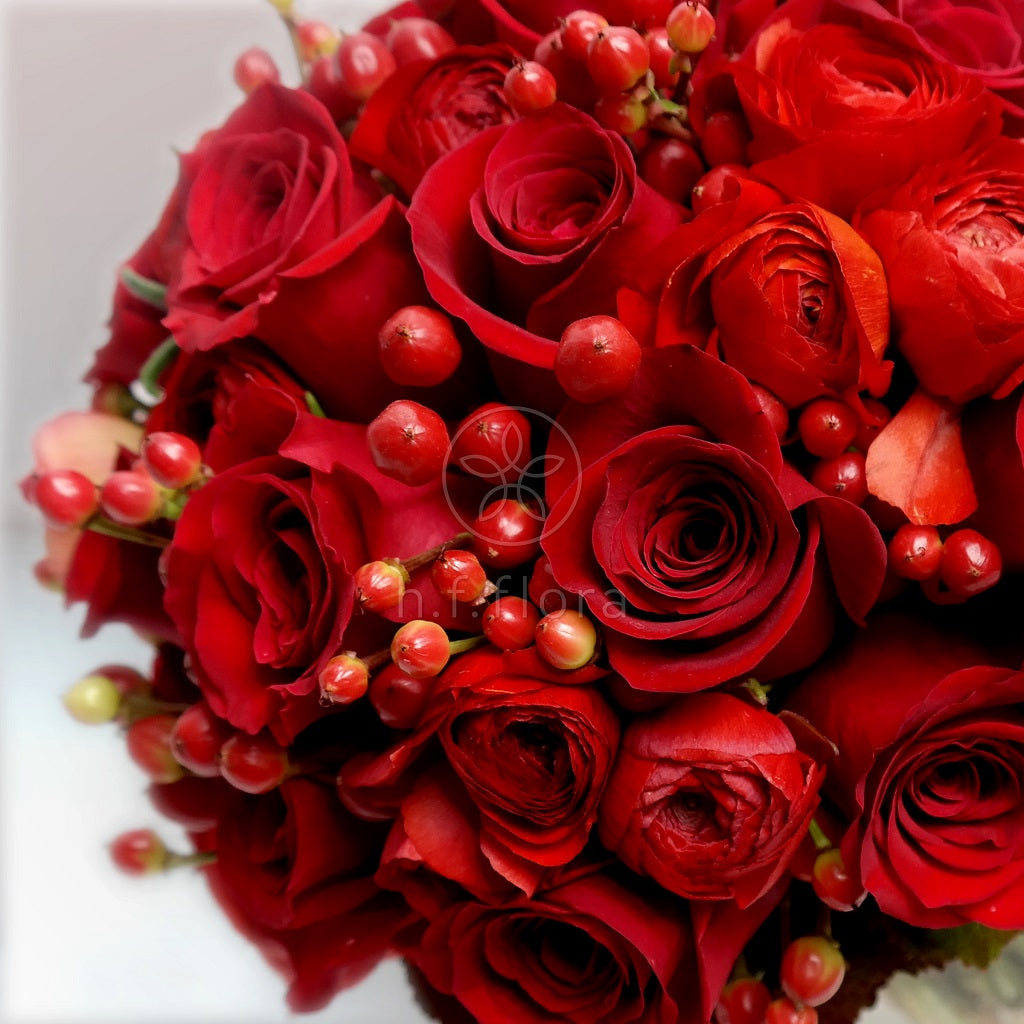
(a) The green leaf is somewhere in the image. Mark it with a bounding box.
[120,267,168,309]
[924,924,1021,969]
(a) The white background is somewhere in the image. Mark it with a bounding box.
[0,2,927,1022]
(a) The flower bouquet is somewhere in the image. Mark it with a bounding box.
[18,0,1024,1022]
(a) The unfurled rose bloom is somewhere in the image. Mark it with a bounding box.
[543,346,886,692]
[879,0,1024,132]
[786,615,1024,929]
[639,192,891,409]
[350,44,518,198]
[855,139,1024,403]
[414,869,771,1024]
[691,0,1002,216]
[408,103,683,398]
[599,693,823,905]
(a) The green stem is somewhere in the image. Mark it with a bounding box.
[120,267,167,310]
[164,850,217,871]
[448,635,488,657]
[808,817,832,852]
[134,337,180,405]
[85,516,169,549]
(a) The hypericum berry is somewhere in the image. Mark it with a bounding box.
[450,403,531,480]
[646,28,681,91]
[812,847,866,912]
[765,998,818,1024]
[296,19,338,62]
[33,469,98,528]
[780,936,846,1008]
[714,977,772,1024]
[307,53,361,122]
[387,17,456,64]
[367,400,450,487]
[319,654,370,704]
[483,596,541,651]
[354,559,408,613]
[504,60,558,114]
[171,702,233,777]
[63,673,122,724]
[587,26,650,93]
[369,663,433,729]
[535,609,598,670]
[220,733,290,794]
[593,92,648,135]
[233,47,281,93]
[336,31,396,101]
[798,398,859,457]
[561,10,609,63]
[690,163,751,214]
[939,529,1002,597]
[378,306,462,388]
[888,524,943,582]
[555,315,642,403]
[639,136,705,204]
[471,498,544,568]
[100,470,163,525]
[666,1,717,53]
[432,549,491,603]
[853,397,892,452]
[141,431,203,489]
[700,110,751,166]
[810,452,868,505]
[751,384,789,441]
[126,714,184,784]
[110,829,167,876]
[391,620,452,679]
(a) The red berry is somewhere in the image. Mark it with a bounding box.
[171,702,232,777]
[307,54,361,122]
[751,384,789,441]
[638,136,705,204]
[369,663,433,729]
[367,400,450,487]
[33,469,98,528]
[939,529,1002,597]
[432,549,490,603]
[354,560,408,613]
[798,398,859,457]
[588,26,650,93]
[810,452,868,505]
[110,829,167,876]
[646,29,680,91]
[100,470,162,525]
[714,977,772,1024]
[700,110,750,166]
[126,714,183,784]
[555,315,642,403]
[336,31,396,101]
[233,47,280,94]
[450,403,531,481]
[483,596,541,651]
[811,847,866,912]
[852,396,892,452]
[887,524,943,582]
[471,498,544,568]
[378,305,462,387]
[535,608,598,670]
[319,654,370,704]
[593,92,648,135]
[666,1,717,53]
[504,60,558,114]
[607,0,675,27]
[391,620,451,679]
[780,936,846,1008]
[63,673,122,724]
[296,19,337,62]
[141,431,202,489]
[561,10,609,63]
[765,998,818,1024]
[220,733,290,794]
[386,17,455,65]
[690,163,751,214]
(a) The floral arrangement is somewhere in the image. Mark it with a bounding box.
[21,0,1024,1022]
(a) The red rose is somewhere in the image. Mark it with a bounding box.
[855,139,1024,403]
[542,346,886,691]
[691,0,1002,217]
[599,693,823,905]
[350,44,518,198]
[414,870,771,1024]
[408,103,683,398]
[640,192,891,409]
[786,615,1024,929]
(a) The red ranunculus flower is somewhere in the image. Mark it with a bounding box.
[855,139,1024,403]
[599,693,824,905]
[786,615,1024,929]
[690,0,1002,217]
[543,346,885,692]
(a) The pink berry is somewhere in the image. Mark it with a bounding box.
[126,714,183,784]
[798,398,858,457]
[504,60,558,114]
[593,92,648,135]
[811,847,866,912]
[555,315,642,403]
[561,10,609,63]
[587,26,650,94]
[450,403,531,480]
[319,654,370,704]
[336,31,396,102]
[471,498,544,568]
[390,620,451,679]
[306,54,361,122]
[33,469,98,528]
[765,999,818,1024]
[887,524,943,582]
[535,609,598,670]
[141,431,202,489]
[369,664,433,729]
[666,2,717,53]
[639,136,705,204]
[367,400,450,487]
[690,163,752,214]
[939,529,1002,597]
[220,733,290,794]
[295,19,337,62]
[482,596,540,651]
[354,560,407,613]
[110,829,167,876]
[700,110,750,166]
[432,549,490,603]
[100,470,162,525]
[233,47,280,94]
[386,17,455,65]
[378,305,462,387]
[714,977,772,1024]
[171,702,232,777]
[810,452,868,505]
[780,936,846,1008]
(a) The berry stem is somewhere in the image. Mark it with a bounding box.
[119,692,191,725]
[164,850,217,871]
[133,336,180,407]
[304,391,326,418]
[84,514,170,549]
[267,0,310,79]
[119,267,167,310]
[447,635,488,657]
[400,532,474,574]
[808,818,832,852]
